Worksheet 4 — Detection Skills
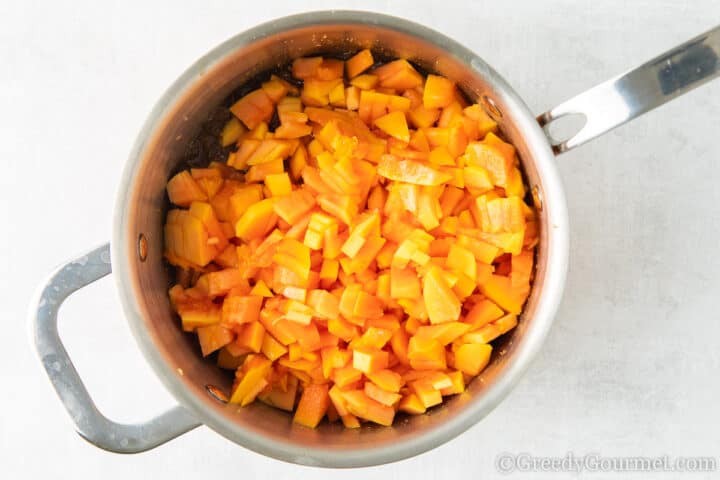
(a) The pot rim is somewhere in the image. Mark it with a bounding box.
[112,10,569,467]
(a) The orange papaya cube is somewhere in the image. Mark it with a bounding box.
[196,269,245,298]
[338,283,362,319]
[317,194,358,225]
[196,324,234,357]
[422,266,461,324]
[445,244,477,281]
[423,74,456,109]
[226,186,264,224]
[320,346,351,379]
[407,105,440,129]
[389,266,421,299]
[338,414,359,428]
[273,238,311,281]
[438,101,463,128]
[463,313,518,344]
[328,316,359,342]
[447,124,469,158]
[511,249,534,288]
[342,236,386,275]
[328,81,346,107]
[306,289,340,319]
[249,279,273,297]
[235,198,276,241]
[277,95,302,115]
[167,171,207,207]
[341,390,395,426]
[463,164,493,192]
[319,259,339,287]
[221,295,263,325]
[409,129,431,154]
[188,201,227,249]
[246,139,293,166]
[220,117,245,147]
[292,56,323,79]
[328,384,350,416]
[273,189,316,224]
[341,211,380,257]
[281,299,314,325]
[274,120,312,139]
[439,370,465,396]
[374,111,410,142]
[427,146,455,166]
[180,213,217,266]
[482,197,526,233]
[350,327,393,351]
[332,365,363,388]
[229,354,272,404]
[464,103,498,137]
[463,299,505,330]
[351,74,379,90]
[479,274,527,314]
[302,78,343,107]
[293,383,330,428]
[415,322,471,346]
[258,309,295,345]
[377,154,452,186]
[376,272,391,302]
[346,49,374,78]
[177,301,221,331]
[373,59,423,90]
[409,379,442,409]
[470,230,524,256]
[456,234,498,264]
[260,77,289,102]
[464,141,514,188]
[261,333,288,361]
[454,343,493,376]
[364,382,401,407]
[288,145,308,183]
[230,89,274,129]
[236,321,266,353]
[416,188,442,230]
[259,374,298,412]
[398,393,426,414]
[352,348,389,374]
[344,85,361,111]
[280,321,321,351]
[390,327,410,365]
[264,172,292,197]
[407,336,446,370]
[352,291,383,318]
[366,369,404,393]
[245,158,285,183]
[190,168,224,199]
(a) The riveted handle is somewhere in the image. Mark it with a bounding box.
[539,25,720,154]
[31,243,201,453]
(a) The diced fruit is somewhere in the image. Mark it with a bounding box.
[163,52,537,429]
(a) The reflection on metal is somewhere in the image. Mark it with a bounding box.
[539,25,720,154]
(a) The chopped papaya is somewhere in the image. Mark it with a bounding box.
[164,53,538,429]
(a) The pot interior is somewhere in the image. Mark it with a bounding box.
[118,12,562,466]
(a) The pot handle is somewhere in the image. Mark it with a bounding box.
[538,24,720,154]
[31,243,201,453]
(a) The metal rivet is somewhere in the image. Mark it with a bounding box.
[206,384,228,403]
[531,185,543,212]
[137,234,148,262]
[481,95,502,120]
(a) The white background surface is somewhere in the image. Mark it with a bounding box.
[2,1,720,478]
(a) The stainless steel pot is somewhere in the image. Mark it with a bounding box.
[32,11,720,468]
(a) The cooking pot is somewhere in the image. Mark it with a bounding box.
[32,11,720,467]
